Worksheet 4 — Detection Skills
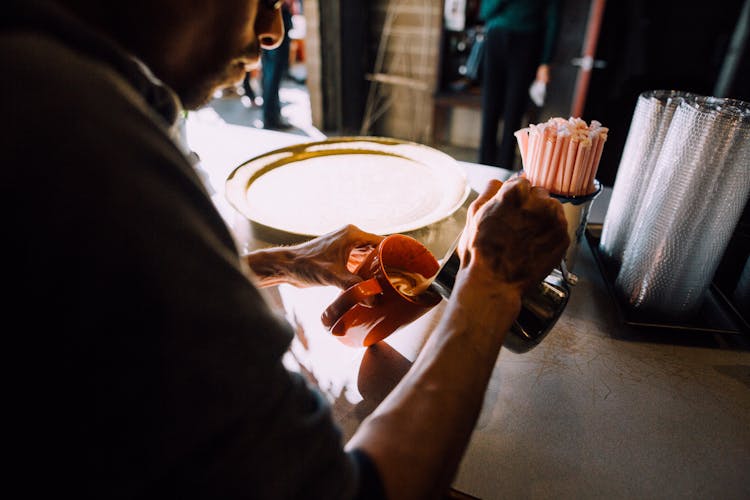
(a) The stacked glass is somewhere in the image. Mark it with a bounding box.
[600,92,750,318]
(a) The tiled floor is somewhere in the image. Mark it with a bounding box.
[201,69,323,140]
[196,69,480,164]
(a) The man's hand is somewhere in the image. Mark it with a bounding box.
[245,224,384,289]
[536,63,550,84]
[346,178,569,500]
[458,177,569,296]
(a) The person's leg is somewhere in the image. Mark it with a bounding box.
[280,6,294,80]
[498,31,541,171]
[262,23,292,127]
[261,49,282,125]
[479,27,509,166]
[242,72,256,100]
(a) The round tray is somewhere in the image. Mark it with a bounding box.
[225,137,471,237]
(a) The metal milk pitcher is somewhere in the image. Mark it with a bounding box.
[431,253,575,353]
[430,183,599,353]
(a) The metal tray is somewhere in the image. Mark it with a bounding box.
[585,224,749,335]
[225,136,471,237]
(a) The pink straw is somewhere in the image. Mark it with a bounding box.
[514,128,529,170]
[519,116,608,196]
[572,141,592,195]
[548,128,569,193]
[538,127,556,189]
[587,128,608,191]
[527,125,540,182]
[580,133,599,195]
[562,133,580,195]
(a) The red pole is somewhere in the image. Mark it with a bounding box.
[571,0,607,118]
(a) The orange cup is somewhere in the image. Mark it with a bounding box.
[321,234,443,347]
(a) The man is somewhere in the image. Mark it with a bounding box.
[2,1,568,498]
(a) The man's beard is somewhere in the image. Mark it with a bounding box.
[176,41,259,110]
[175,64,239,110]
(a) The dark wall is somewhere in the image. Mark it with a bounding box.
[339,0,368,134]
[318,0,341,130]
[581,0,748,186]
[318,0,368,133]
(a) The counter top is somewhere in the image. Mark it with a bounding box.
[185,113,750,500]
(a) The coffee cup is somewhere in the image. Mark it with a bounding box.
[321,234,442,347]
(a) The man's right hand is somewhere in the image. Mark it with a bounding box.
[457,176,569,297]
[347,177,570,500]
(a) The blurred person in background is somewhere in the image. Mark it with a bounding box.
[261,0,295,129]
[3,0,568,498]
[242,68,261,106]
[478,0,562,170]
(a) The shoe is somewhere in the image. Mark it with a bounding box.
[263,118,293,131]
[241,95,263,108]
[240,96,254,108]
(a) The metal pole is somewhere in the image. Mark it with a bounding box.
[714,0,750,97]
[570,0,607,118]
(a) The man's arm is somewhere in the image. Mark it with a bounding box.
[346,178,570,499]
[244,224,383,289]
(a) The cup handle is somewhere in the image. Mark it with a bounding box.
[321,278,383,331]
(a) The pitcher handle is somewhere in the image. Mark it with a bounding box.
[321,278,383,332]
